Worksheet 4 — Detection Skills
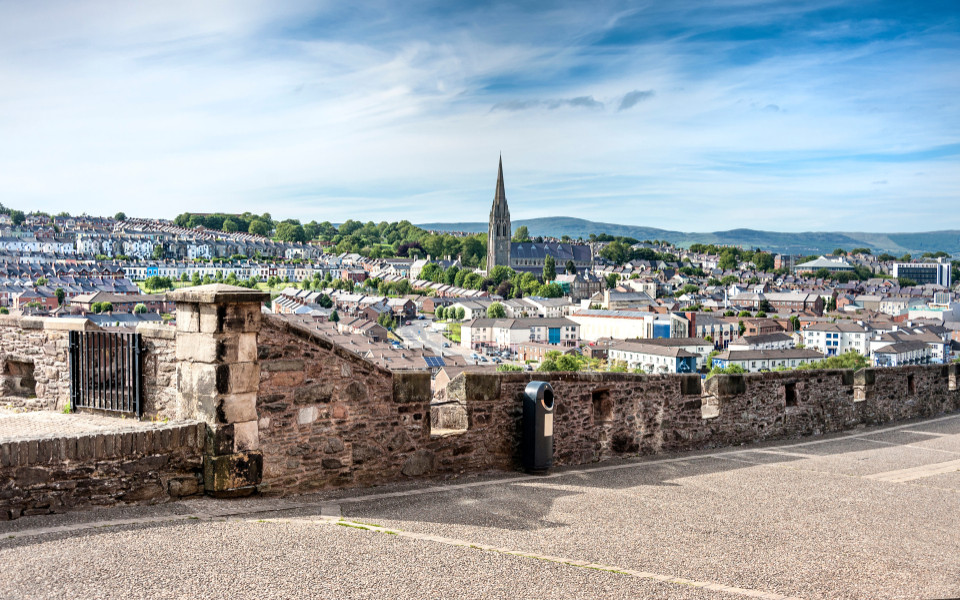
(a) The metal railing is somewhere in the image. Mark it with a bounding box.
[68,331,143,416]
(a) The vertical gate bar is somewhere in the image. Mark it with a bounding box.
[79,332,85,409]
[121,333,127,413]
[91,332,97,410]
[85,332,91,409]
[112,333,118,412]
[97,331,107,410]
[111,333,117,412]
[134,334,142,416]
[68,332,75,412]
[124,333,130,414]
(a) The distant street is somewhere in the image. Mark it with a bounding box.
[396,319,470,361]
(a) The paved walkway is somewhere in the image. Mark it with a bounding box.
[1,413,959,599]
[0,407,166,442]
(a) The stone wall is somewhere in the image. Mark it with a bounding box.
[257,316,960,496]
[0,421,205,520]
[257,316,426,494]
[139,323,179,420]
[0,316,97,411]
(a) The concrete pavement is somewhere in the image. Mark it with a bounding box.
[2,412,958,599]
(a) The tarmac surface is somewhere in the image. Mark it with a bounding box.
[2,412,959,599]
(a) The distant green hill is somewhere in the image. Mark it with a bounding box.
[417,217,960,256]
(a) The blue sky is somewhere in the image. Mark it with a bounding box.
[1,0,958,232]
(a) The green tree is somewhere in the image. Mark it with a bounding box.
[249,220,270,236]
[537,359,558,372]
[455,307,465,321]
[35,277,48,286]
[435,306,445,320]
[10,210,25,226]
[753,252,775,272]
[101,302,113,313]
[718,250,738,270]
[496,364,523,372]
[377,311,396,330]
[222,218,238,232]
[543,255,556,282]
[330,310,340,324]
[133,303,147,314]
[55,288,65,305]
[318,294,333,309]
[191,273,202,286]
[604,273,619,289]
[832,248,846,256]
[512,225,531,242]
[538,283,564,298]
[276,222,307,243]
[565,260,576,274]
[898,277,917,287]
[152,244,164,260]
[115,212,127,221]
[487,302,506,318]
[555,354,582,372]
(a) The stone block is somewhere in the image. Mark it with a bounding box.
[176,302,200,333]
[203,451,262,497]
[679,374,701,396]
[215,362,259,395]
[401,450,435,477]
[393,371,430,404]
[177,362,217,405]
[176,333,218,363]
[199,302,263,334]
[855,368,876,386]
[298,406,318,425]
[261,359,305,372]
[233,421,259,452]
[215,392,258,424]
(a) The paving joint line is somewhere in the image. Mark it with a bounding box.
[278,515,806,600]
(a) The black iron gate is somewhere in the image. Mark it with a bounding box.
[68,331,143,416]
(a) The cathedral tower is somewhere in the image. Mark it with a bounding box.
[486,156,511,273]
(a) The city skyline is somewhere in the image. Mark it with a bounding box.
[1,1,958,231]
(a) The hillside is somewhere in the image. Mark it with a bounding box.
[417,217,960,256]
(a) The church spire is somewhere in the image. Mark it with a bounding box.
[494,155,507,209]
[487,155,512,274]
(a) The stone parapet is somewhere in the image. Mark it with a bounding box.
[0,421,205,520]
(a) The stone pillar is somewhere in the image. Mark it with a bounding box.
[170,284,269,497]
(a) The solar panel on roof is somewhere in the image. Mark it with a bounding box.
[423,356,446,368]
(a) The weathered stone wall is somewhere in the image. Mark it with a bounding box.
[138,323,179,420]
[256,316,960,494]
[257,316,428,494]
[0,421,205,520]
[0,316,97,411]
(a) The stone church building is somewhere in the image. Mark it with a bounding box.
[485,158,593,275]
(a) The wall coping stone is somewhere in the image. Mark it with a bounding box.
[0,315,101,331]
[169,284,269,305]
[137,323,176,339]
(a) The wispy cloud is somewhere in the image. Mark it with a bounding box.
[491,96,604,111]
[618,89,655,110]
